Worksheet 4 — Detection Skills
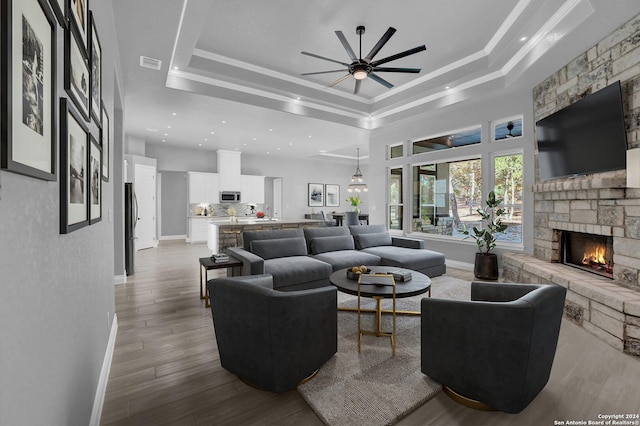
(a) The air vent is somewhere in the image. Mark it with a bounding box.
[139,56,162,70]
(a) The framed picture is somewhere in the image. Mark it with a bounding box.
[60,98,89,234]
[88,11,101,123]
[64,24,90,120]
[1,0,57,181]
[100,101,109,181]
[49,0,67,28]
[68,0,87,47]
[89,134,101,223]
[492,116,523,141]
[308,183,324,207]
[325,184,340,207]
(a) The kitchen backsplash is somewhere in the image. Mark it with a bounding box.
[190,203,266,217]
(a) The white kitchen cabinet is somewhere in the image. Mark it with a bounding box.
[187,172,219,203]
[189,217,209,243]
[241,175,265,204]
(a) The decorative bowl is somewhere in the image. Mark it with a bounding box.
[346,268,371,280]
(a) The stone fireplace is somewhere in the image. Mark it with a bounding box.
[503,13,640,357]
[560,231,614,279]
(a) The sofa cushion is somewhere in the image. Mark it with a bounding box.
[355,232,392,249]
[264,256,332,289]
[250,237,307,260]
[312,251,381,272]
[362,246,445,271]
[310,235,355,254]
[349,224,387,236]
[243,228,304,250]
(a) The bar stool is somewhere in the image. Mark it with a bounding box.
[222,229,242,252]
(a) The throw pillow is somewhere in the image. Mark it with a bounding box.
[310,235,355,254]
[356,232,392,249]
[250,237,308,260]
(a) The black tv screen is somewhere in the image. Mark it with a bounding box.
[535,81,628,181]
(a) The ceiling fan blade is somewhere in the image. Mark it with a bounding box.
[364,27,396,62]
[372,67,421,73]
[328,73,352,88]
[354,79,362,95]
[301,51,350,67]
[335,31,358,62]
[370,45,427,67]
[301,69,348,76]
[369,73,394,89]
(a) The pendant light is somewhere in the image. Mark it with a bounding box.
[347,148,368,193]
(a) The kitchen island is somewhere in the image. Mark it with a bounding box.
[207,218,324,253]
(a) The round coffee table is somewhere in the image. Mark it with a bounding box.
[330,266,431,355]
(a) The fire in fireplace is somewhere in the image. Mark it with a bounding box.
[561,231,614,279]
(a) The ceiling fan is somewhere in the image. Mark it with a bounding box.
[301,26,426,95]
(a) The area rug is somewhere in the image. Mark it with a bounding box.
[298,275,471,426]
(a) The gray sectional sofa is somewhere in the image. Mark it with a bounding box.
[227,224,446,291]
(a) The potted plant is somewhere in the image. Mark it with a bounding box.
[462,190,508,280]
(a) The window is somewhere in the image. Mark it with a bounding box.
[389,144,403,159]
[493,116,523,141]
[388,168,403,230]
[412,125,481,154]
[494,153,523,243]
[412,158,482,236]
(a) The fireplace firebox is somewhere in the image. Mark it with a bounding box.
[561,231,614,279]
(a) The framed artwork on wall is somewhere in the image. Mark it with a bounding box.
[308,183,324,207]
[324,184,340,207]
[88,11,101,123]
[68,0,87,47]
[64,24,90,120]
[60,98,89,234]
[100,101,109,181]
[49,0,67,28]
[1,0,57,181]
[89,134,101,223]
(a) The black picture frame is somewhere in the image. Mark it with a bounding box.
[1,0,57,181]
[89,133,101,223]
[100,101,109,181]
[60,98,89,234]
[88,11,101,124]
[64,23,90,121]
[324,184,340,207]
[68,0,87,47]
[49,0,67,28]
[308,183,324,207]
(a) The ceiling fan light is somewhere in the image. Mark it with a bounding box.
[353,69,368,80]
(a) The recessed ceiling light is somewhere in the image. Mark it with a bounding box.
[221,120,226,124]
[198,143,202,147]
[308,135,312,138]
[162,139,166,142]
[173,66,179,70]
[164,133,168,136]
[319,150,327,153]
[204,138,207,141]
[269,128,273,132]
[146,128,158,132]
[445,86,450,89]
[243,143,247,146]
[210,131,214,134]
[296,97,301,100]
[167,125,171,128]
[520,36,528,42]
[172,112,177,116]
[253,137,256,141]
[277,147,280,150]
[289,142,293,146]
[266,151,270,155]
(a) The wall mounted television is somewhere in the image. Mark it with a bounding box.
[535,80,628,181]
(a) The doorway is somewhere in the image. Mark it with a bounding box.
[134,164,157,250]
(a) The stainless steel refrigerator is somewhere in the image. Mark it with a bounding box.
[125,183,137,275]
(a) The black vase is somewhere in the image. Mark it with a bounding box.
[474,253,499,280]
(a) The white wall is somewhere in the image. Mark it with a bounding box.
[0,1,122,424]
[369,86,536,266]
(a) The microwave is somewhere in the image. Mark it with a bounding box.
[220,191,241,203]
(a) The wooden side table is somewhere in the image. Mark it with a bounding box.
[199,256,243,308]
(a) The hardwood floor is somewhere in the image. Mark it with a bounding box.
[101,241,640,425]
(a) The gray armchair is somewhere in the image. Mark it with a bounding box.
[208,274,337,393]
[421,282,566,413]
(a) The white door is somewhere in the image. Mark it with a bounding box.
[135,164,157,250]
[272,178,283,220]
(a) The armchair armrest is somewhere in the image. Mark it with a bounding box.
[227,247,265,276]
[392,236,425,249]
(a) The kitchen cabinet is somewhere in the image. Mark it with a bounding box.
[217,150,242,192]
[189,217,209,243]
[188,172,219,203]
[241,175,265,204]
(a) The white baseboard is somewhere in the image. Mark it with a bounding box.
[159,235,187,241]
[445,259,474,271]
[114,275,126,285]
[89,313,118,426]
